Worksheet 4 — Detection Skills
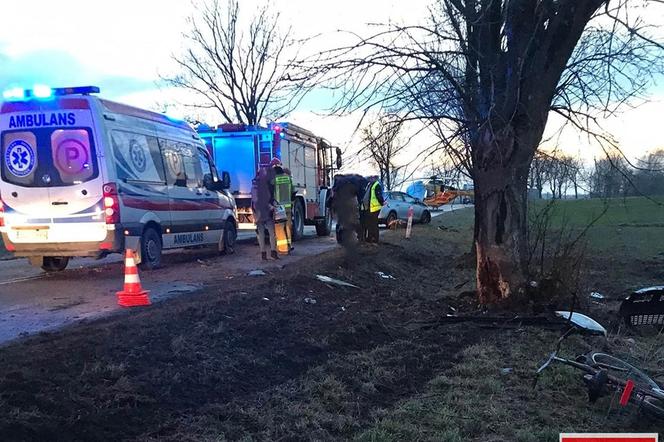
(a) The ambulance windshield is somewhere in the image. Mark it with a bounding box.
[1,127,98,187]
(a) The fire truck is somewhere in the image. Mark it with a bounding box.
[198,122,341,239]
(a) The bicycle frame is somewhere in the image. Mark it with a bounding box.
[535,311,664,419]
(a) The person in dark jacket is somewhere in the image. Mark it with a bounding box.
[329,174,367,245]
[251,166,278,260]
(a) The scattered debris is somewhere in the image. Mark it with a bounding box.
[315,274,359,288]
[341,306,346,311]
[500,368,513,375]
[262,297,270,301]
[248,270,266,276]
[376,271,396,280]
[590,292,605,300]
[529,281,539,288]
[619,286,664,326]
[454,280,469,290]
[304,297,317,305]
[197,259,209,266]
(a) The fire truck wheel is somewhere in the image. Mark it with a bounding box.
[316,208,332,236]
[41,256,70,272]
[293,201,305,240]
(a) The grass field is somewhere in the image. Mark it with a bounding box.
[532,196,664,260]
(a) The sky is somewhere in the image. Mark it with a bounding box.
[1,0,663,177]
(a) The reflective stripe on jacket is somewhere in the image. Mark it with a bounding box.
[370,181,382,212]
[274,174,293,208]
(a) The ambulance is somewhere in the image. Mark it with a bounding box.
[0,85,237,271]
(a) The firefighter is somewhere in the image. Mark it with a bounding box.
[362,176,385,244]
[271,158,293,254]
[251,166,278,260]
[282,166,295,252]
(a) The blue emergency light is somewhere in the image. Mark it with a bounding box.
[2,87,24,100]
[1,85,100,101]
[32,84,53,98]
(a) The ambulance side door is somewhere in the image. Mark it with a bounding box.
[197,147,226,236]
[159,139,207,247]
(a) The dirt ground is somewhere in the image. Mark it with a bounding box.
[0,210,662,441]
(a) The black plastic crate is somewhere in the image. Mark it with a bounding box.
[619,286,664,326]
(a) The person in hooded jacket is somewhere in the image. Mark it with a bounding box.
[329,174,368,245]
[251,166,279,260]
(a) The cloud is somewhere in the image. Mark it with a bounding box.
[0,49,158,99]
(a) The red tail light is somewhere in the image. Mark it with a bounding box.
[102,183,121,225]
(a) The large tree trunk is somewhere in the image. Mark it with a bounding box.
[473,124,537,305]
[474,175,529,304]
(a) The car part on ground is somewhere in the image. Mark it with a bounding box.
[619,286,664,326]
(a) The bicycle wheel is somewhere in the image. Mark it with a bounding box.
[589,352,660,390]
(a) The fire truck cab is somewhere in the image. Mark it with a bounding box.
[198,122,341,239]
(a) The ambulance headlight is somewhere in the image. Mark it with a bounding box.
[2,87,25,100]
[33,85,53,99]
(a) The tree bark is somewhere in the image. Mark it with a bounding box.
[473,133,531,305]
[574,182,578,199]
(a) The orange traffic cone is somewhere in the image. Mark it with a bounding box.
[116,249,151,307]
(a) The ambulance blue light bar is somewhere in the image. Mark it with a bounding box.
[2,85,100,101]
[33,84,53,98]
[2,87,24,100]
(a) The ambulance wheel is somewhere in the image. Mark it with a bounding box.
[139,228,162,270]
[222,220,237,255]
[41,256,69,272]
[293,201,305,241]
[316,208,332,236]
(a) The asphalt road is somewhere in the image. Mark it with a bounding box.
[0,204,470,346]
[0,226,336,345]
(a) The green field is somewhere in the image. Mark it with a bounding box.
[531,196,664,261]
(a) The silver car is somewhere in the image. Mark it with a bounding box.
[378,191,432,226]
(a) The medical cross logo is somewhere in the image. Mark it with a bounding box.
[5,139,35,177]
[561,433,658,442]
[129,139,147,173]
